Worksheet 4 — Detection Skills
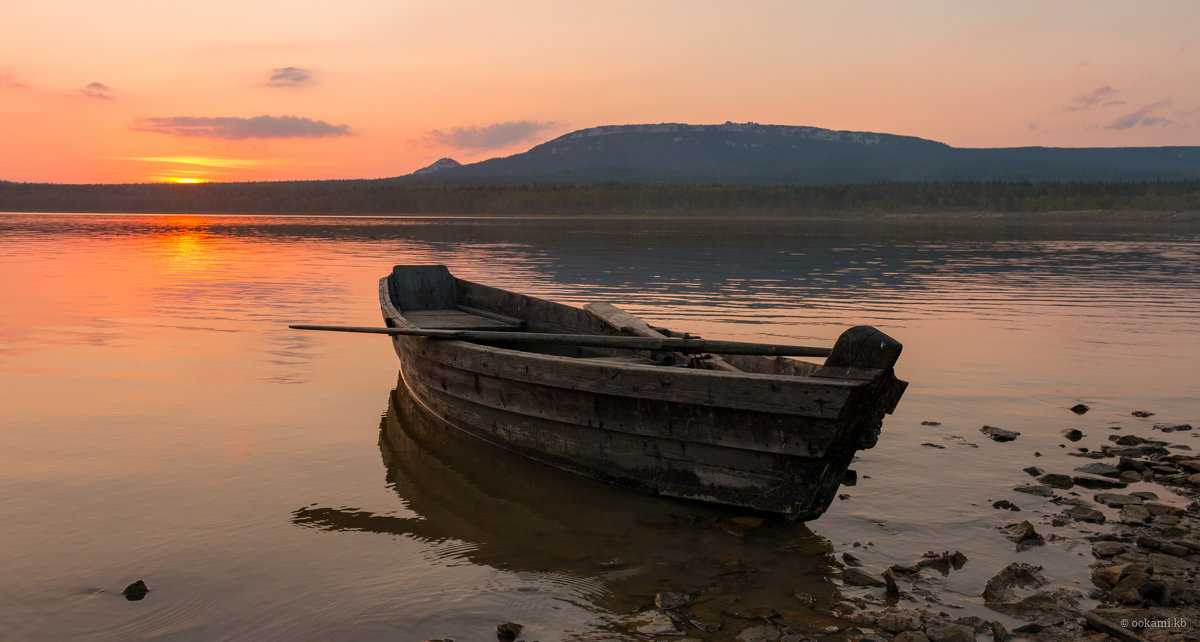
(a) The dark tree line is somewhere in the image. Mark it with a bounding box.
[1,179,1198,216]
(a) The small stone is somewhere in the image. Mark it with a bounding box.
[894,632,931,642]
[1120,470,1143,482]
[1012,623,1043,634]
[842,567,885,587]
[1061,428,1085,441]
[1070,403,1090,415]
[992,500,1020,511]
[1072,476,1127,490]
[982,562,1045,603]
[925,623,975,642]
[1094,493,1142,507]
[1075,462,1122,477]
[121,580,149,601]
[1115,435,1145,446]
[1023,466,1044,476]
[496,622,523,639]
[1154,423,1192,433]
[921,420,942,426]
[990,620,1012,642]
[1005,520,1044,547]
[921,442,946,449]
[1132,410,1155,417]
[981,425,1020,442]
[654,591,692,610]
[1159,542,1190,556]
[883,568,900,597]
[1066,505,1106,523]
[1091,563,1130,589]
[1144,502,1184,516]
[841,552,862,566]
[1014,484,1055,497]
[1092,541,1128,558]
[1039,473,1073,489]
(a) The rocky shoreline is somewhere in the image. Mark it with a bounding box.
[602,410,1200,642]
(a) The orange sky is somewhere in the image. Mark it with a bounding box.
[2,1,1198,184]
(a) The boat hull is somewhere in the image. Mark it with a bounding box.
[380,266,906,519]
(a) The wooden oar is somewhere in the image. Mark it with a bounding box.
[289,324,832,358]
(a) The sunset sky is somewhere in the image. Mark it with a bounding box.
[2,1,1198,184]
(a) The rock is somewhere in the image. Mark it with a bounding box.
[875,612,921,633]
[921,420,942,426]
[1072,476,1128,490]
[842,567,885,587]
[627,609,684,636]
[1131,410,1155,418]
[1075,462,1122,477]
[1082,612,1145,642]
[1178,458,1200,473]
[882,568,900,597]
[924,624,975,642]
[495,622,523,639]
[990,620,1012,642]
[1094,493,1143,507]
[1115,435,1145,446]
[1091,563,1131,589]
[1011,623,1043,633]
[1144,502,1184,517]
[992,500,1020,511]
[1130,491,1158,500]
[1066,505,1106,523]
[1005,520,1045,547]
[1070,403,1090,415]
[1023,466,1044,476]
[981,425,1020,442]
[921,442,946,449]
[654,591,692,610]
[121,580,149,601]
[1062,428,1085,441]
[841,552,862,566]
[982,562,1045,603]
[894,632,931,642]
[1154,423,1192,433]
[1120,470,1143,482]
[1092,541,1128,558]
[1014,484,1055,497]
[1039,473,1074,489]
[1159,542,1190,556]
[1110,570,1152,603]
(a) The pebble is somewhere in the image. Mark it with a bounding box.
[1039,473,1073,489]
[1092,541,1128,558]
[842,568,886,587]
[1061,428,1084,441]
[1075,462,1122,478]
[1066,505,1106,523]
[495,622,523,639]
[1070,403,1090,415]
[981,425,1020,442]
[1072,475,1128,490]
[121,580,149,601]
[1131,410,1155,417]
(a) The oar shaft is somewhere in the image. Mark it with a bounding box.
[289,324,831,358]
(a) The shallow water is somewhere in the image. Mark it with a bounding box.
[1,213,1197,640]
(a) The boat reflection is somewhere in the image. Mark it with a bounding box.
[294,374,845,628]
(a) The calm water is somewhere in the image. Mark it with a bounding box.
[1,213,1198,640]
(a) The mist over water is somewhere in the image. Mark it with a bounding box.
[1,213,1197,640]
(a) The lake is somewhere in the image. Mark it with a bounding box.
[1,213,1197,640]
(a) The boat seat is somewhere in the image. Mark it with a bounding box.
[404,306,526,331]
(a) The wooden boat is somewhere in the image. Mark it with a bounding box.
[377,264,907,519]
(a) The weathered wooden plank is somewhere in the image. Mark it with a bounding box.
[586,301,743,371]
[404,373,845,516]
[405,309,523,330]
[404,335,859,417]
[388,265,457,311]
[404,352,844,456]
[454,304,526,327]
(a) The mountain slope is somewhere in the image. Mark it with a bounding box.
[398,122,1200,185]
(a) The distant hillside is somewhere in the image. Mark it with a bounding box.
[394,122,1200,185]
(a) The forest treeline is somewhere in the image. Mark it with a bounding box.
[1,179,1198,216]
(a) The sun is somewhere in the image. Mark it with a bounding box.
[171,178,205,184]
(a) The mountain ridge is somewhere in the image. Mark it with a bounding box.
[398,122,1200,185]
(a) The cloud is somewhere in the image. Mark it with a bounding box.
[81,82,114,100]
[267,67,311,87]
[1,71,27,89]
[1065,86,1123,112]
[1105,99,1173,130]
[133,115,352,139]
[427,121,557,149]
